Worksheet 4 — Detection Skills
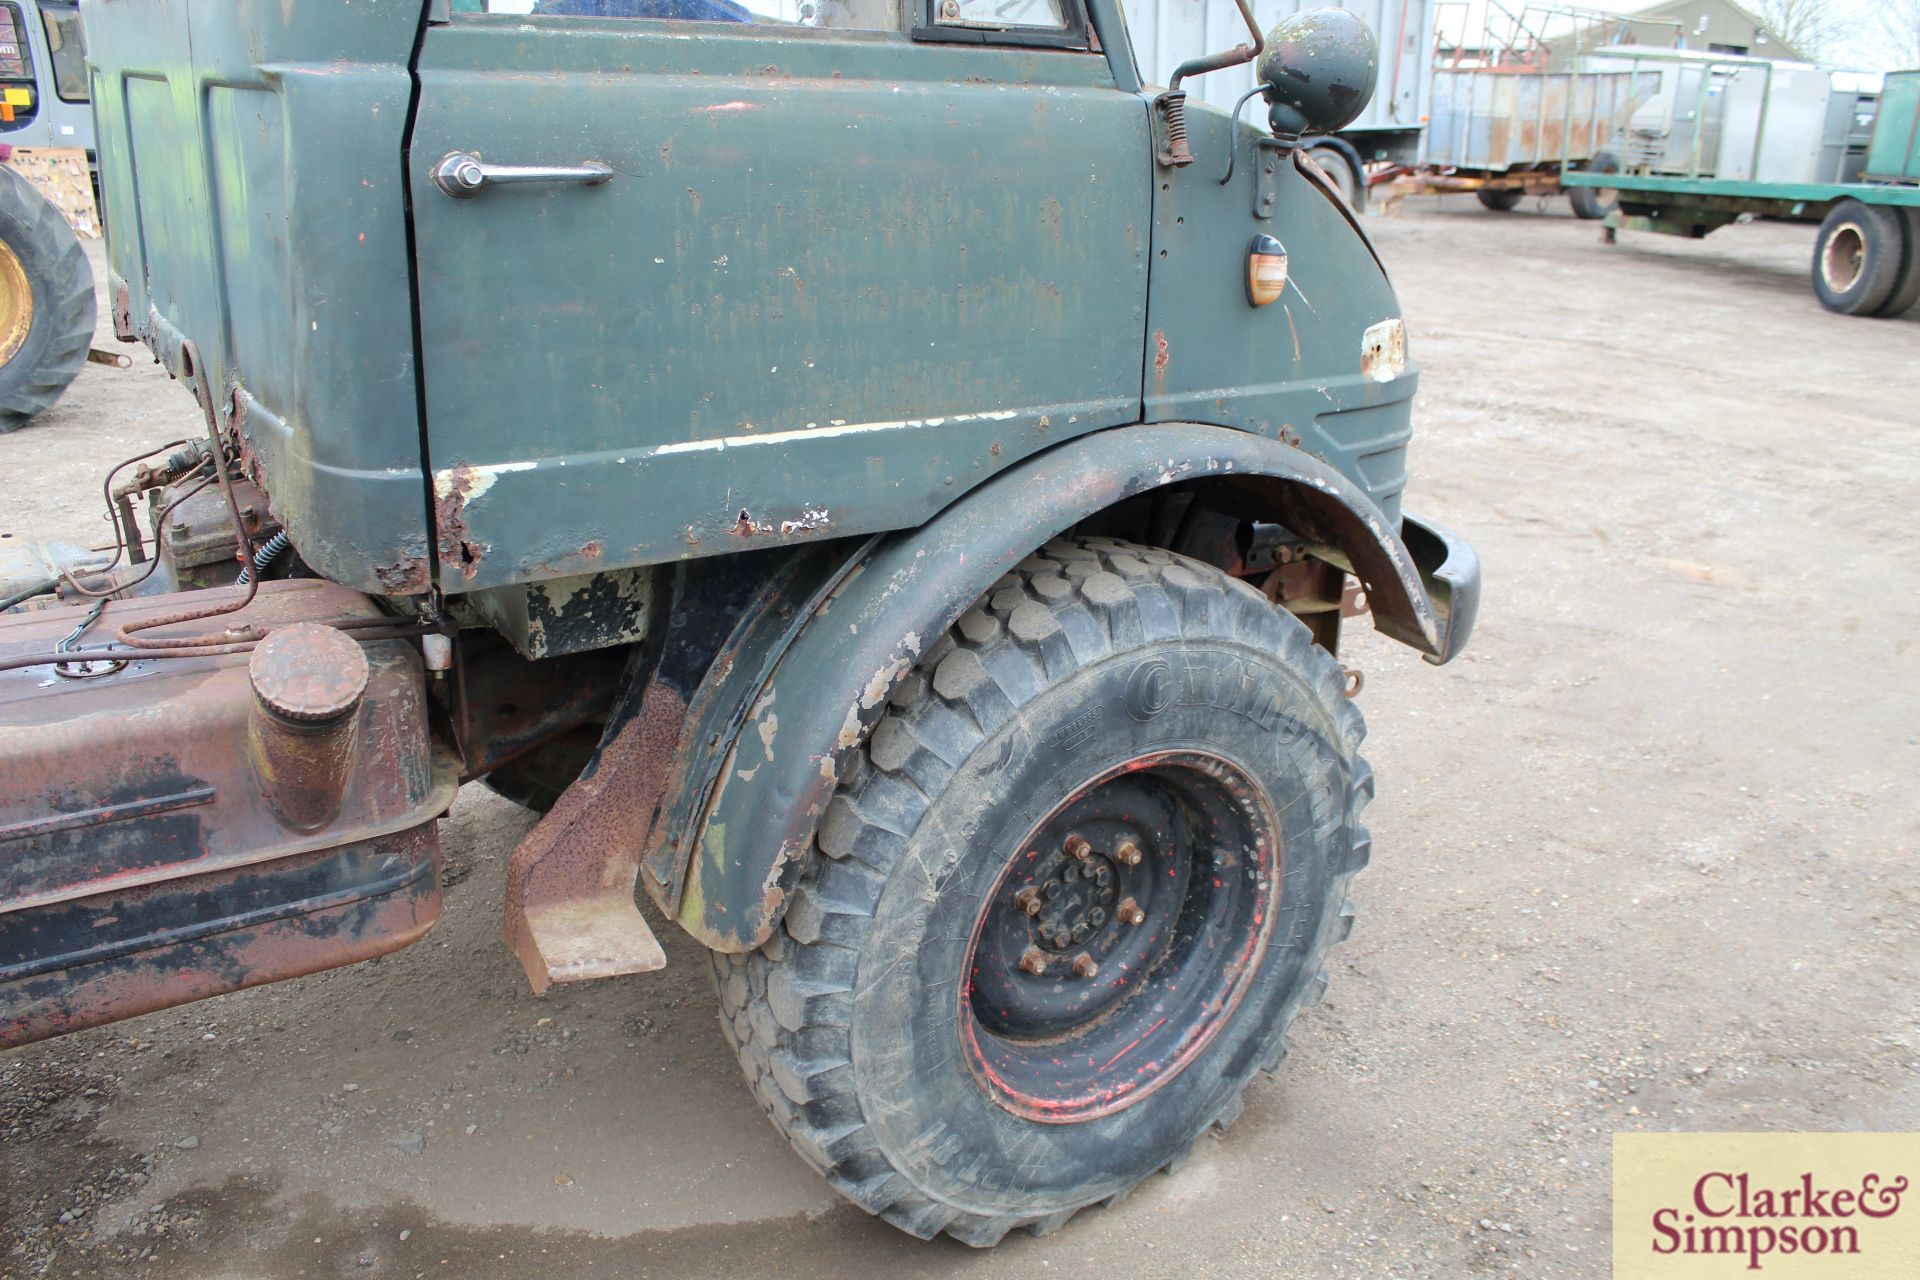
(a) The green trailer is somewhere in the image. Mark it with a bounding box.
[1563,66,1920,317]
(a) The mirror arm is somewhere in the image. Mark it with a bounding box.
[1155,0,1263,169]
[1168,0,1263,92]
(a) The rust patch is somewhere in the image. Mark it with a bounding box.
[1152,329,1171,386]
[433,464,487,581]
[373,551,431,596]
[502,682,685,994]
[112,281,134,342]
[732,509,771,538]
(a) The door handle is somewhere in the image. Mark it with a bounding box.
[432,151,614,199]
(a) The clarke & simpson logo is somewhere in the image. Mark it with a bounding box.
[1615,1133,1919,1278]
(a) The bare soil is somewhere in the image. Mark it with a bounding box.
[3,202,1917,1279]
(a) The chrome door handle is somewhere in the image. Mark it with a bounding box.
[432,151,614,199]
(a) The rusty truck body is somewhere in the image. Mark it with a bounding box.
[0,0,1477,1245]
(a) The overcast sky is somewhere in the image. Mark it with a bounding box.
[1565,0,1903,70]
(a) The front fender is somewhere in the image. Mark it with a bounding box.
[675,421,1462,952]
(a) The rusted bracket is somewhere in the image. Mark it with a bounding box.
[1253,137,1289,219]
[499,548,853,993]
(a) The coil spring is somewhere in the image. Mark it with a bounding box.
[1160,90,1194,168]
[235,529,290,586]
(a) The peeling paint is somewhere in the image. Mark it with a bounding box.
[1361,318,1407,383]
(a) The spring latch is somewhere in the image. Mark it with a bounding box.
[1154,90,1194,169]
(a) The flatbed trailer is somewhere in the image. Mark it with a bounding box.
[1564,170,1920,316]
[1563,64,1920,316]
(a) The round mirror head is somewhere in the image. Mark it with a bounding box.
[1259,9,1379,140]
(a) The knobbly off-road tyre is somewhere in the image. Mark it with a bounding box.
[711,537,1373,1246]
[0,166,95,433]
[1811,198,1904,316]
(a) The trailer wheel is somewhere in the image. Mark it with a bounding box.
[1876,207,1920,319]
[1567,150,1619,221]
[0,166,96,433]
[1812,199,1904,316]
[1476,187,1524,212]
[1307,144,1363,210]
[712,538,1372,1245]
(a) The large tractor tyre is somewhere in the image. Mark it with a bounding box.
[0,166,95,433]
[1875,206,1920,319]
[1476,187,1525,212]
[1307,144,1364,211]
[1812,199,1904,316]
[1566,150,1619,221]
[712,537,1372,1246]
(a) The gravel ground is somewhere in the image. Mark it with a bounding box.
[2,199,1917,1280]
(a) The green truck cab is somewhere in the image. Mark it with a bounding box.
[1,0,1477,1244]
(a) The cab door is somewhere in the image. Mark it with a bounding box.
[409,0,1149,591]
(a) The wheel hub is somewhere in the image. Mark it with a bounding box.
[0,240,33,369]
[961,750,1280,1121]
[1822,222,1866,293]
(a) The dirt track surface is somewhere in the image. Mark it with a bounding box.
[4,205,1918,1279]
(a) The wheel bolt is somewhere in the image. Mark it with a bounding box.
[1064,834,1093,863]
[1118,897,1145,926]
[1014,887,1042,916]
[1115,840,1142,867]
[1071,953,1099,978]
[1019,947,1049,976]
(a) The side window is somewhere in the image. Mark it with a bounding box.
[451,0,905,32]
[932,0,1065,31]
[911,0,1086,48]
[38,4,86,103]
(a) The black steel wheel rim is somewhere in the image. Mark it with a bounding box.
[959,749,1280,1122]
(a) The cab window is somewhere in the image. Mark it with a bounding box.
[451,0,906,32]
[931,0,1065,31]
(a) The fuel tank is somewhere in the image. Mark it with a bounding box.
[0,581,455,1047]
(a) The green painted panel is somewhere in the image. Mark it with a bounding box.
[1562,169,1920,206]
[1143,107,1416,526]
[1867,70,1920,184]
[411,18,1150,590]
[80,0,434,594]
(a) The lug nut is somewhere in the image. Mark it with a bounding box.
[1064,834,1093,863]
[1019,947,1049,976]
[1115,840,1142,867]
[1071,953,1099,978]
[1118,897,1145,926]
[1014,887,1042,916]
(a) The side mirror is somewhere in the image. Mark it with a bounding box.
[1259,9,1379,141]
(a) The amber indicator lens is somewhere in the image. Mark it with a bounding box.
[1246,234,1288,307]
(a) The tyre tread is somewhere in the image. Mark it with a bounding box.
[714,538,1374,1244]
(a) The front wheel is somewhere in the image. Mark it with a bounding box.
[713,538,1372,1245]
[1477,186,1525,212]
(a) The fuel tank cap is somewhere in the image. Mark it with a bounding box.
[248,622,370,724]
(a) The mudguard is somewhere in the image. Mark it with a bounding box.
[670,421,1464,952]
